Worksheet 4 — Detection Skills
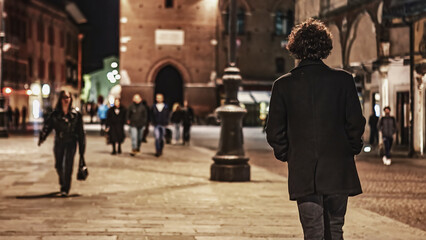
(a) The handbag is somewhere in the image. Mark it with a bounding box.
[77,155,88,181]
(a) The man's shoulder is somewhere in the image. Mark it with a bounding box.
[328,67,354,81]
[273,72,293,86]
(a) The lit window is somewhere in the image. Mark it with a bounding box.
[224,7,245,35]
[275,10,293,36]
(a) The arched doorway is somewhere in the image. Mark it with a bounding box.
[154,65,183,107]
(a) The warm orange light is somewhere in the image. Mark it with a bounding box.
[4,87,12,94]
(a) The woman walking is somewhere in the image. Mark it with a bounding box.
[38,91,86,197]
[106,98,126,155]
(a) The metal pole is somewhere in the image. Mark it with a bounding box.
[409,22,415,157]
[211,0,250,182]
[229,0,237,65]
[77,33,83,105]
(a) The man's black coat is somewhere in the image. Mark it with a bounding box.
[266,59,365,200]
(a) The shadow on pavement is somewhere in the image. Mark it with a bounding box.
[13,192,82,199]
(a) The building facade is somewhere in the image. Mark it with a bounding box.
[295,0,426,155]
[2,0,81,122]
[119,0,295,117]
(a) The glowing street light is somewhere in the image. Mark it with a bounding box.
[42,84,50,96]
[111,62,118,68]
[3,87,12,94]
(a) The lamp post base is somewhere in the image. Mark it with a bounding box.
[210,162,250,182]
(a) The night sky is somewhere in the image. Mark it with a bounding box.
[71,0,119,74]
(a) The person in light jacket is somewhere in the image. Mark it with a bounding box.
[266,18,365,240]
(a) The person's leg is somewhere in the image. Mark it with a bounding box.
[159,126,165,153]
[323,194,348,240]
[111,142,116,155]
[62,142,77,195]
[130,126,138,152]
[137,127,144,151]
[383,137,391,159]
[174,124,180,142]
[154,125,161,155]
[183,125,190,144]
[117,143,122,154]
[297,194,324,240]
[53,142,65,192]
[388,137,393,158]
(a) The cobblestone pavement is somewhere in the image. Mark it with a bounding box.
[189,126,426,232]
[0,134,425,239]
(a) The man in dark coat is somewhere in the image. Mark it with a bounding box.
[266,19,365,240]
[126,94,148,156]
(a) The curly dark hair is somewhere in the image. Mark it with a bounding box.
[286,18,333,60]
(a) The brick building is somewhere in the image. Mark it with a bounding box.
[2,0,83,122]
[119,0,295,117]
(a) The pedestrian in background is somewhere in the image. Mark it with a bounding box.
[6,106,13,130]
[14,107,20,129]
[142,100,150,143]
[377,106,397,166]
[106,98,126,155]
[266,18,365,240]
[170,102,183,144]
[97,96,108,136]
[152,93,170,157]
[38,90,86,197]
[21,106,27,130]
[368,112,379,146]
[127,94,148,156]
[182,100,194,145]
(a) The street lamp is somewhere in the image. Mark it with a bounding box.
[0,0,8,137]
[211,0,250,181]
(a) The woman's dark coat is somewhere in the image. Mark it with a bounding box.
[106,106,126,143]
[266,59,366,200]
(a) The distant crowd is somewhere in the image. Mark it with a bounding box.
[84,94,194,157]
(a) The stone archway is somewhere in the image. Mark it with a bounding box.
[347,12,378,65]
[324,23,343,68]
[154,65,183,107]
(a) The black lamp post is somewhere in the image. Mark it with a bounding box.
[0,0,8,138]
[211,0,249,182]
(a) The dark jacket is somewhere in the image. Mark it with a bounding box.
[377,116,396,138]
[266,59,365,200]
[106,106,126,143]
[182,107,194,127]
[152,104,170,126]
[126,102,148,128]
[39,109,86,155]
[171,109,184,124]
